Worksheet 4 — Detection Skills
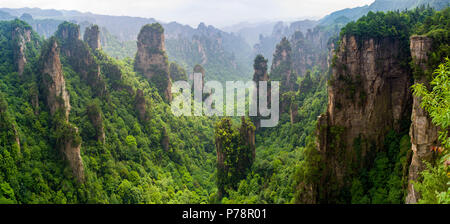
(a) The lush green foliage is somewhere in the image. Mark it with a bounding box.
[223,67,328,204]
[412,58,450,204]
[0,19,219,204]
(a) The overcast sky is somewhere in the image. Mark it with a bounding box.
[1,0,375,27]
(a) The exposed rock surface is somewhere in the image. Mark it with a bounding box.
[291,28,329,77]
[56,22,106,97]
[40,38,71,120]
[315,35,413,202]
[57,124,84,182]
[40,37,84,182]
[270,37,298,113]
[406,36,439,204]
[84,25,101,51]
[135,23,172,102]
[12,25,32,77]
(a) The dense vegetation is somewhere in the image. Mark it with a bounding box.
[295,7,449,204]
[0,19,218,204]
[0,4,449,205]
[412,59,450,203]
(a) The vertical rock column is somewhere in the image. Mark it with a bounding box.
[40,38,84,182]
[406,35,439,204]
[135,23,172,102]
[84,25,101,51]
[315,35,412,203]
[12,25,31,77]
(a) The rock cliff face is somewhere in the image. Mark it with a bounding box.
[406,36,439,204]
[58,124,84,182]
[316,35,412,202]
[291,28,330,77]
[40,38,71,120]
[56,22,106,97]
[270,37,298,113]
[84,25,101,51]
[40,38,84,182]
[12,25,32,77]
[135,23,172,102]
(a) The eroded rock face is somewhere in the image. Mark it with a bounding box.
[12,26,32,77]
[56,22,106,97]
[270,37,298,113]
[406,36,439,204]
[316,35,413,202]
[135,23,172,102]
[40,38,71,120]
[291,28,329,77]
[40,38,84,182]
[84,25,101,51]
[58,124,84,182]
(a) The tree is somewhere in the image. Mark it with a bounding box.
[412,58,450,204]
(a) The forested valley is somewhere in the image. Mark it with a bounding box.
[0,0,448,204]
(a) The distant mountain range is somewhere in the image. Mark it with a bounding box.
[0,0,447,81]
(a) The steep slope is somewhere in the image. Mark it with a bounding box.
[0,19,218,204]
[316,34,413,202]
[300,8,449,204]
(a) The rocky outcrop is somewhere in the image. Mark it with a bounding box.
[406,36,439,204]
[57,123,84,182]
[291,29,329,77]
[84,25,101,51]
[315,35,413,202]
[87,103,106,144]
[251,54,270,129]
[270,37,298,113]
[40,38,71,120]
[12,25,32,77]
[135,23,172,102]
[56,22,106,97]
[215,117,255,195]
[40,37,84,182]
